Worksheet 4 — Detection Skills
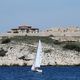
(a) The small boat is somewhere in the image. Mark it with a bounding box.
[31,40,43,72]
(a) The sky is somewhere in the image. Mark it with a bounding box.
[0,0,80,32]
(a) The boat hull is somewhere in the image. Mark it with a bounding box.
[32,69,42,73]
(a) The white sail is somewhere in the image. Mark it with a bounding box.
[31,40,42,72]
[34,40,42,67]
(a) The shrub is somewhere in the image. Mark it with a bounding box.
[63,42,80,52]
[1,64,9,67]
[0,48,7,57]
[25,34,27,37]
[44,49,52,53]
[23,63,27,66]
[11,64,20,66]
[29,47,36,53]
[1,37,11,44]
[53,40,61,45]
[10,36,54,45]
[49,35,54,37]
[19,56,25,60]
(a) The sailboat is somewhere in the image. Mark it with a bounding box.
[31,40,43,72]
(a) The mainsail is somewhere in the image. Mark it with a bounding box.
[31,40,42,72]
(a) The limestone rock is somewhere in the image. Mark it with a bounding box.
[0,43,80,66]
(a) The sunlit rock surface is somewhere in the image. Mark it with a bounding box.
[0,43,80,66]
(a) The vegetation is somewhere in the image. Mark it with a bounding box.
[29,47,36,53]
[0,48,7,57]
[1,36,80,52]
[44,49,52,53]
[10,64,20,66]
[0,64,9,67]
[10,36,54,45]
[63,41,80,52]
[53,40,62,45]
[23,63,27,66]
[49,34,54,37]
[1,36,11,44]
[0,63,27,66]
[10,36,65,45]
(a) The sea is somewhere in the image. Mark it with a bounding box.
[0,66,80,80]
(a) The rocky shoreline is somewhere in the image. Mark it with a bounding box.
[0,42,80,66]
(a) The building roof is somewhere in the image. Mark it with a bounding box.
[11,28,18,30]
[10,25,39,31]
[18,25,32,30]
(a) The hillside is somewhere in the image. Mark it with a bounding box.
[0,36,80,66]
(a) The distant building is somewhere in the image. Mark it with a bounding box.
[45,27,80,33]
[65,27,80,32]
[7,25,39,34]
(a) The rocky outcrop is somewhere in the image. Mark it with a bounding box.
[0,43,80,66]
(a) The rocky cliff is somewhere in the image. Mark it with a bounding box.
[0,42,80,66]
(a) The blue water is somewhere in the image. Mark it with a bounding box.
[0,66,80,80]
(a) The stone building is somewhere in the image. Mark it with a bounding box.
[8,25,39,34]
[65,27,80,32]
[46,27,80,33]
